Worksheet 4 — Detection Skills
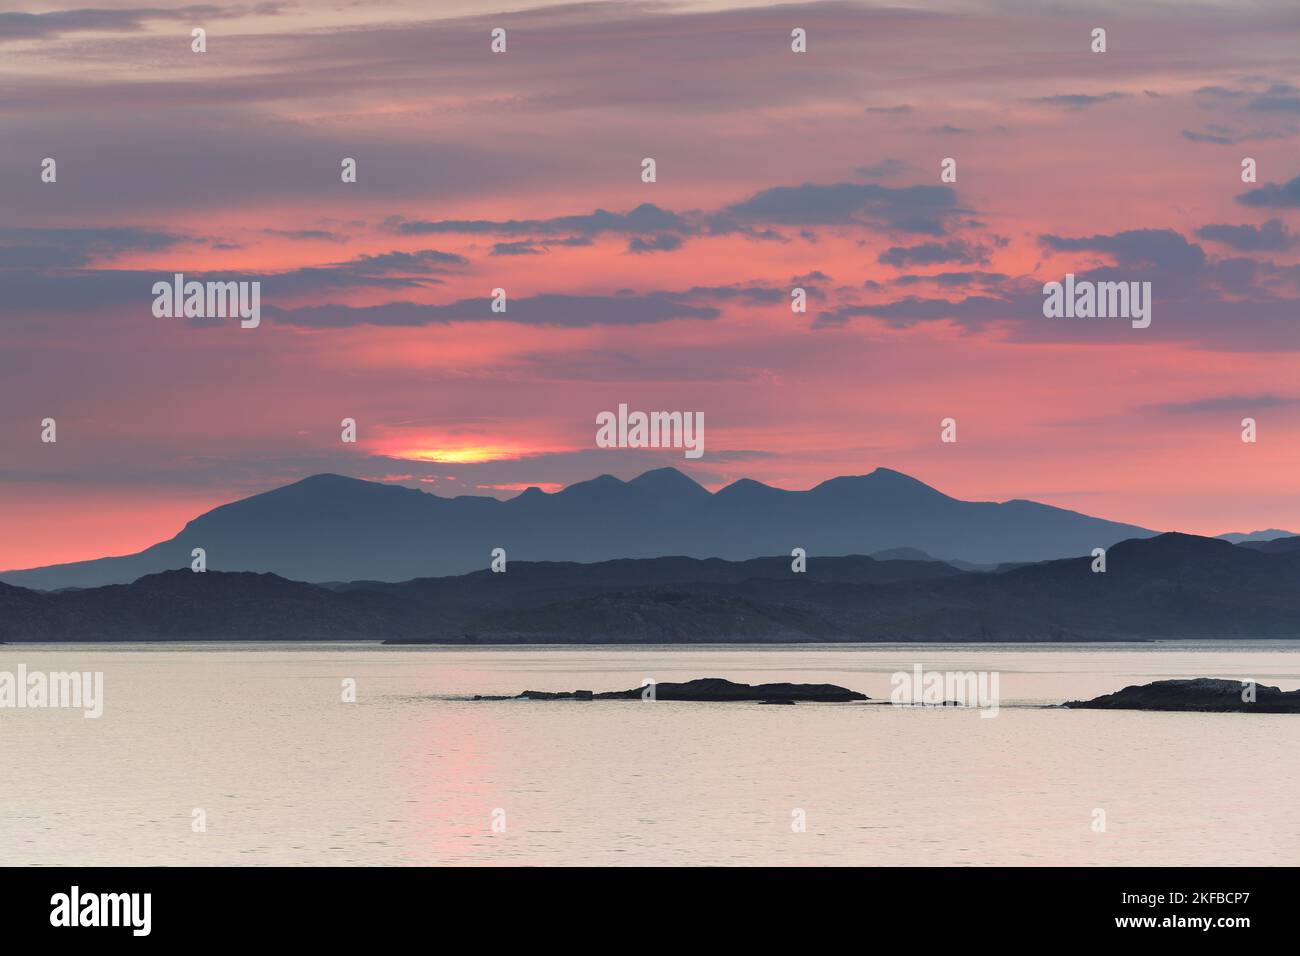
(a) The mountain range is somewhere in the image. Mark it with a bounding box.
[1216,528,1298,544]
[0,467,1162,590]
[2,532,1299,642]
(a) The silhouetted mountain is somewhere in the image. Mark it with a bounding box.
[0,468,1159,590]
[462,533,1300,642]
[0,554,955,642]
[1218,528,1297,544]
[0,570,408,641]
[1238,535,1300,554]
[869,546,936,562]
[2,534,1297,642]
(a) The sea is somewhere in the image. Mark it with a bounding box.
[2,641,1296,866]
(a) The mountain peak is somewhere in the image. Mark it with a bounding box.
[1109,531,1238,562]
[811,468,949,499]
[284,472,365,487]
[554,473,627,498]
[628,467,709,498]
[714,476,782,499]
[216,473,419,512]
[865,467,941,488]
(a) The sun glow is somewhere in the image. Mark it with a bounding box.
[389,445,529,464]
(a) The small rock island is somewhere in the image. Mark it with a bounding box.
[479,677,868,703]
[1065,678,1300,713]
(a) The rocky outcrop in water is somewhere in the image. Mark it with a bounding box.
[507,677,868,703]
[1065,678,1300,713]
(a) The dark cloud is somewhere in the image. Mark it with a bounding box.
[0,226,186,269]
[490,237,592,256]
[878,240,988,267]
[819,225,1300,350]
[263,229,346,243]
[814,279,1300,349]
[0,247,468,314]
[1210,257,1261,293]
[792,271,832,285]
[1250,84,1300,113]
[1028,93,1128,110]
[234,249,468,298]
[392,203,690,238]
[893,271,1009,287]
[491,241,545,256]
[679,285,789,305]
[1237,174,1300,208]
[390,180,967,248]
[1040,229,1207,274]
[0,6,228,41]
[0,267,166,314]
[1150,394,1300,414]
[1195,219,1293,251]
[627,234,683,254]
[1181,125,1294,145]
[715,181,961,236]
[345,249,467,272]
[1181,129,1233,144]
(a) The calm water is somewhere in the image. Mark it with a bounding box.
[2,642,1297,866]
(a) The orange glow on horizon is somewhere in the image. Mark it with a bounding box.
[387,445,534,464]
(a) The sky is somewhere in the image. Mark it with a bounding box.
[2,0,1299,570]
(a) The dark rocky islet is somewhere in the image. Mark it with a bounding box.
[475,677,868,703]
[1065,678,1300,713]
